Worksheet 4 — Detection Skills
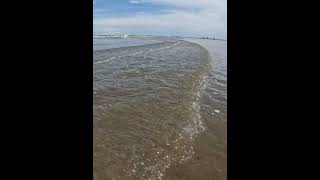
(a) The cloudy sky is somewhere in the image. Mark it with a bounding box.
[93,0,227,39]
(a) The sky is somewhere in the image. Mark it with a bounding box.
[93,0,227,39]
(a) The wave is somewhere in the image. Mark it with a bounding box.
[93,39,212,180]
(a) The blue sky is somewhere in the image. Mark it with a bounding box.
[93,0,227,39]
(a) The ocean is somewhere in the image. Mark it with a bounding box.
[93,36,227,180]
[93,36,161,50]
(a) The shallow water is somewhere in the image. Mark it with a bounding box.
[93,37,227,180]
[93,37,161,50]
[164,39,227,180]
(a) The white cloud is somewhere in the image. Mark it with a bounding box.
[129,0,141,4]
[94,0,227,38]
[128,0,226,11]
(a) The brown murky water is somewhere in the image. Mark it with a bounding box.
[93,37,227,180]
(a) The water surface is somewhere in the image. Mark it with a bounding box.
[93,37,227,180]
[93,37,161,50]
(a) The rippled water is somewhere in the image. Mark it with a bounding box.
[93,37,161,50]
[93,37,227,180]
